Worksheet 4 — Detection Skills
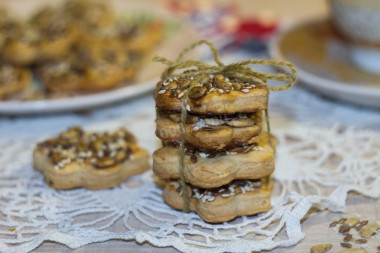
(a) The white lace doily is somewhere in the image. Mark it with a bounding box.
[1,50,380,252]
[1,100,379,253]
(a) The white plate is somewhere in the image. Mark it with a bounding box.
[0,79,157,115]
[269,19,380,109]
[0,0,199,115]
[0,24,197,115]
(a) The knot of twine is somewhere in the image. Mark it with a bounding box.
[152,39,297,91]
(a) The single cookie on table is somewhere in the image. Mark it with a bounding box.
[0,64,31,100]
[163,179,273,223]
[33,126,150,190]
[154,75,268,114]
[156,110,262,150]
[153,132,275,189]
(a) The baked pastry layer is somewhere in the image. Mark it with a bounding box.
[156,111,262,149]
[154,75,268,114]
[163,179,272,223]
[33,127,149,190]
[153,132,275,188]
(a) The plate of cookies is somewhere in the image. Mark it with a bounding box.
[0,0,197,114]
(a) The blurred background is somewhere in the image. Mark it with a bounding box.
[1,0,380,117]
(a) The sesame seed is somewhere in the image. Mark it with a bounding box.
[158,90,166,95]
[177,92,184,98]
[218,89,224,93]
[162,82,168,86]
[242,89,249,93]
[199,153,207,158]
[186,105,191,111]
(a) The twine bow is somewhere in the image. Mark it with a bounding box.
[153,40,297,213]
[152,39,297,91]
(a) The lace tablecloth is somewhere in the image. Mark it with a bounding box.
[0,52,380,253]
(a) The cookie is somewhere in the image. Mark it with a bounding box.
[154,75,268,114]
[153,132,275,188]
[0,65,31,100]
[39,40,136,93]
[73,39,136,91]
[156,111,262,149]
[33,126,150,190]
[62,0,116,31]
[1,21,38,65]
[163,179,273,223]
[38,59,88,93]
[31,7,78,62]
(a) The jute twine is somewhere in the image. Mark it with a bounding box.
[153,40,297,212]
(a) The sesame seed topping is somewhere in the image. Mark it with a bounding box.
[199,153,207,158]
[158,90,166,95]
[177,92,184,98]
[186,105,191,111]
[242,89,249,93]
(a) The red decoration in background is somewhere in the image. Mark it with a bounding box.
[235,18,278,44]
[162,0,279,47]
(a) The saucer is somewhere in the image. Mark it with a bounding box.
[269,19,380,109]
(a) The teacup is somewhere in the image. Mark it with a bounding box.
[331,0,380,73]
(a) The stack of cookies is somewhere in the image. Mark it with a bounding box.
[153,74,276,223]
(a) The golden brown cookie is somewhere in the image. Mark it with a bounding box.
[33,127,150,190]
[153,132,275,188]
[163,179,273,223]
[1,21,39,65]
[154,75,268,114]
[62,0,115,30]
[156,111,262,149]
[31,7,78,62]
[39,40,136,93]
[0,65,31,100]
[38,59,87,93]
[71,39,136,92]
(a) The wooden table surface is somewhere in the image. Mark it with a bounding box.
[34,195,380,252]
[4,0,379,252]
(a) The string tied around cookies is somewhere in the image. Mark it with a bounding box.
[153,39,297,92]
[153,40,297,212]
